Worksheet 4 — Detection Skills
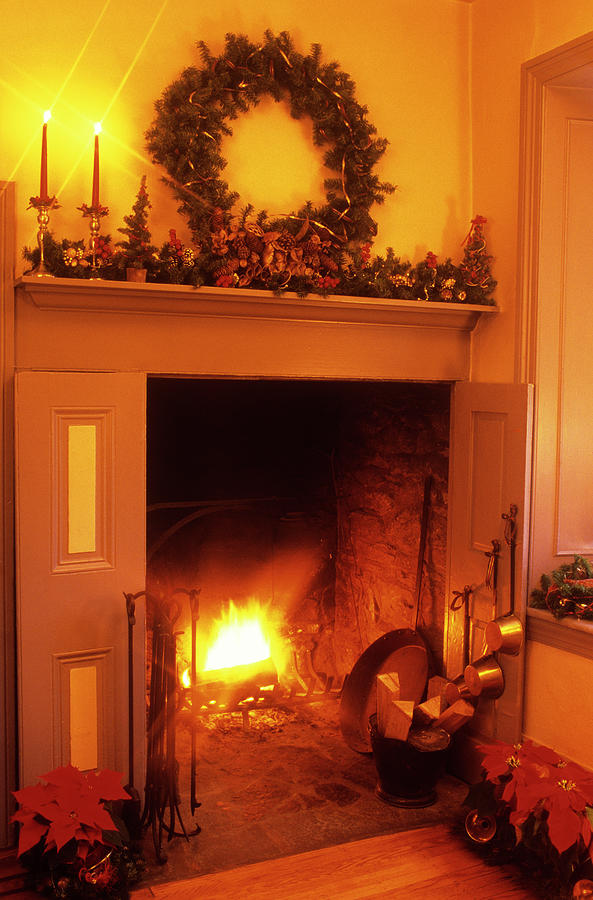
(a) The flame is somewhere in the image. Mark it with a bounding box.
[179,598,290,693]
[204,598,278,673]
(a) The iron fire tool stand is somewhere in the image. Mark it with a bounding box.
[122,590,144,841]
[141,590,200,864]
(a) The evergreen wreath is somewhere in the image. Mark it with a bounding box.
[146,30,396,291]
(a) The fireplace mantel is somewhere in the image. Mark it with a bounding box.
[15,276,497,381]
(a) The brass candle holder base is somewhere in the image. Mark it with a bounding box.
[29,201,55,278]
[78,201,109,279]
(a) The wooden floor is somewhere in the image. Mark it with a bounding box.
[131,824,539,899]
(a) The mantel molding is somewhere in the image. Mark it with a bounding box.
[14,276,498,382]
[17,276,497,331]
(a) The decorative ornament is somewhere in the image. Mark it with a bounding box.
[146,30,396,292]
[465,809,497,843]
[460,214,497,303]
[115,175,157,275]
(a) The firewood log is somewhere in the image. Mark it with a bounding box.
[427,675,449,703]
[432,699,475,734]
[376,670,414,740]
[413,695,445,727]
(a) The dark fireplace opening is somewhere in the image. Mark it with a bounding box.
[142,377,460,881]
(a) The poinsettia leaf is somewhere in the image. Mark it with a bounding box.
[87,769,129,802]
[15,815,49,856]
[75,839,91,861]
[40,764,87,792]
[45,814,79,853]
[547,806,582,854]
[509,807,529,827]
[585,806,593,828]
[524,741,563,767]
[78,822,104,845]
[70,797,116,832]
[502,779,518,805]
[13,782,59,815]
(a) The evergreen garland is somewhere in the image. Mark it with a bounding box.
[530,555,593,620]
[21,31,498,303]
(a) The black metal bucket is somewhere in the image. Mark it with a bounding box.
[368,714,450,808]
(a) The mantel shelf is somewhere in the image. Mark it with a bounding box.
[14,276,498,381]
[17,276,497,331]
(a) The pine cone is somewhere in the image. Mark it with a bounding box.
[319,252,338,272]
[244,224,265,256]
[213,258,239,279]
[234,237,250,267]
[275,231,296,253]
[211,207,225,231]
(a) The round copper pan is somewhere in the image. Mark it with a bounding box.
[485,614,524,655]
[444,674,474,706]
[339,629,428,753]
[464,654,505,698]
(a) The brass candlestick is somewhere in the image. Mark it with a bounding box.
[89,210,100,274]
[78,202,109,278]
[28,196,59,277]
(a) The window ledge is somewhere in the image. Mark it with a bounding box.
[526,607,593,660]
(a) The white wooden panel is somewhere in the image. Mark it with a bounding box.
[470,412,506,552]
[52,648,114,772]
[532,87,593,583]
[447,382,533,752]
[52,409,115,572]
[556,118,593,555]
[16,373,145,786]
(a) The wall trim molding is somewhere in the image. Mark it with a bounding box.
[0,181,16,848]
[527,607,593,660]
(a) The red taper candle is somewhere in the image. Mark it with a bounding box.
[91,122,102,208]
[40,111,51,202]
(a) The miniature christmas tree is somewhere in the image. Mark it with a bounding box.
[116,176,157,271]
[459,215,497,305]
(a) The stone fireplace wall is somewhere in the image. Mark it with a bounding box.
[332,382,450,675]
[146,378,450,682]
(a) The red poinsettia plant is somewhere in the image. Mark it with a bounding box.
[12,764,129,862]
[468,738,593,893]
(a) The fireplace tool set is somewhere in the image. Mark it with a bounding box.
[124,588,201,864]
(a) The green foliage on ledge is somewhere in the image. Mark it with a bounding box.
[530,555,593,621]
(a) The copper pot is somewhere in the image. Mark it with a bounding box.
[443,674,474,705]
[464,654,504,698]
[485,614,523,655]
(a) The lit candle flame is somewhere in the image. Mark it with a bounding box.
[94,121,102,135]
[43,110,52,124]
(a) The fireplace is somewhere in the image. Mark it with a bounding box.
[138,375,456,873]
[146,377,450,697]
[12,276,505,820]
